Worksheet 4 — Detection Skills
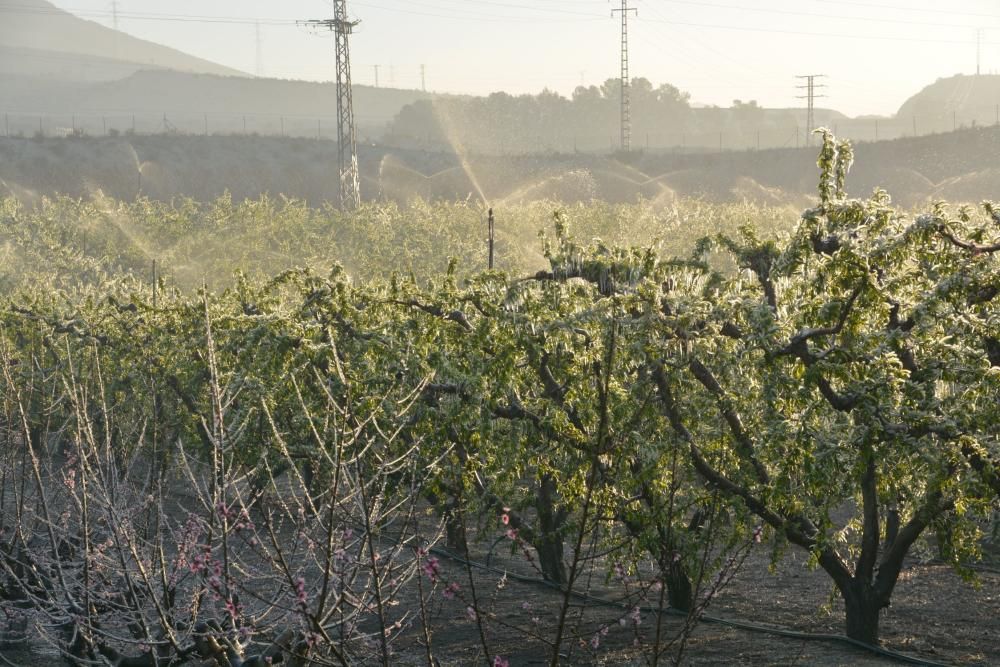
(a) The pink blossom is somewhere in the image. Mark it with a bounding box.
[466,606,477,621]
[295,577,308,607]
[493,657,509,667]
[443,582,461,600]
[422,557,441,582]
[225,599,240,621]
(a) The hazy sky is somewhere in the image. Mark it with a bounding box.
[49,0,1000,117]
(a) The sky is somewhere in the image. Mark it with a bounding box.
[47,0,1000,118]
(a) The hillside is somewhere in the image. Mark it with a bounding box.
[2,70,443,138]
[897,74,1000,129]
[0,0,244,80]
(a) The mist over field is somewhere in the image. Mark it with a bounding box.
[2,2,1000,667]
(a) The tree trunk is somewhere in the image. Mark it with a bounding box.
[444,499,468,554]
[665,558,693,611]
[535,474,567,585]
[843,583,882,645]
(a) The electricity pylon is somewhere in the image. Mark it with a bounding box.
[796,74,826,146]
[300,2,362,209]
[612,0,637,153]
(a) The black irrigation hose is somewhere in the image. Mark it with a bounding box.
[429,546,954,667]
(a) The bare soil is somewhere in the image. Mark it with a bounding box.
[385,536,1000,667]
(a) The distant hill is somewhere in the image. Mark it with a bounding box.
[897,74,1000,127]
[3,70,444,138]
[0,0,244,80]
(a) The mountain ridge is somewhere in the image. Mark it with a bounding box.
[0,0,245,79]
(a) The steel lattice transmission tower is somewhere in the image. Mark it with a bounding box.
[612,0,637,153]
[300,2,362,209]
[796,74,826,146]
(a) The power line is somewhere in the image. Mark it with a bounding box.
[347,0,604,23]
[657,0,1000,32]
[0,3,301,26]
[809,0,1000,22]
[639,15,1000,46]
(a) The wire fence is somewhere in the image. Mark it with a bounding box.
[4,109,1000,155]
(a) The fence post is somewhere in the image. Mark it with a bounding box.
[39,117,43,137]
[280,116,284,137]
[913,116,917,136]
[132,114,136,133]
[4,113,7,138]
[318,119,321,139]
[243,116,247,134]
[205,113,209,136]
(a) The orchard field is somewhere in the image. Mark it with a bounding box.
[0,134,999,666]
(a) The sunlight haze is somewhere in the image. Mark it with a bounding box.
[33,0,1000,117]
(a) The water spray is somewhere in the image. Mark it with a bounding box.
[488,207,495,270]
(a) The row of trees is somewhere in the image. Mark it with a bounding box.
[385,78,810,153]
[0,134,998,664]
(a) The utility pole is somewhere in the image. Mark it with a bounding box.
[796,74,826,145]
[255,21,263,78]
[611,0,637,153]
[977,29,983,76]
[299,2,362,210]
[421,64,426,92]
[111,1,120,59]
[488,208,495,270]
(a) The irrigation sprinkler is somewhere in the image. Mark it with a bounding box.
[488,207,495,271]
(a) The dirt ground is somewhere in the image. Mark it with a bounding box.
[4,477,997,667]
[4,535,997,667]
[383,536,1000,667]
